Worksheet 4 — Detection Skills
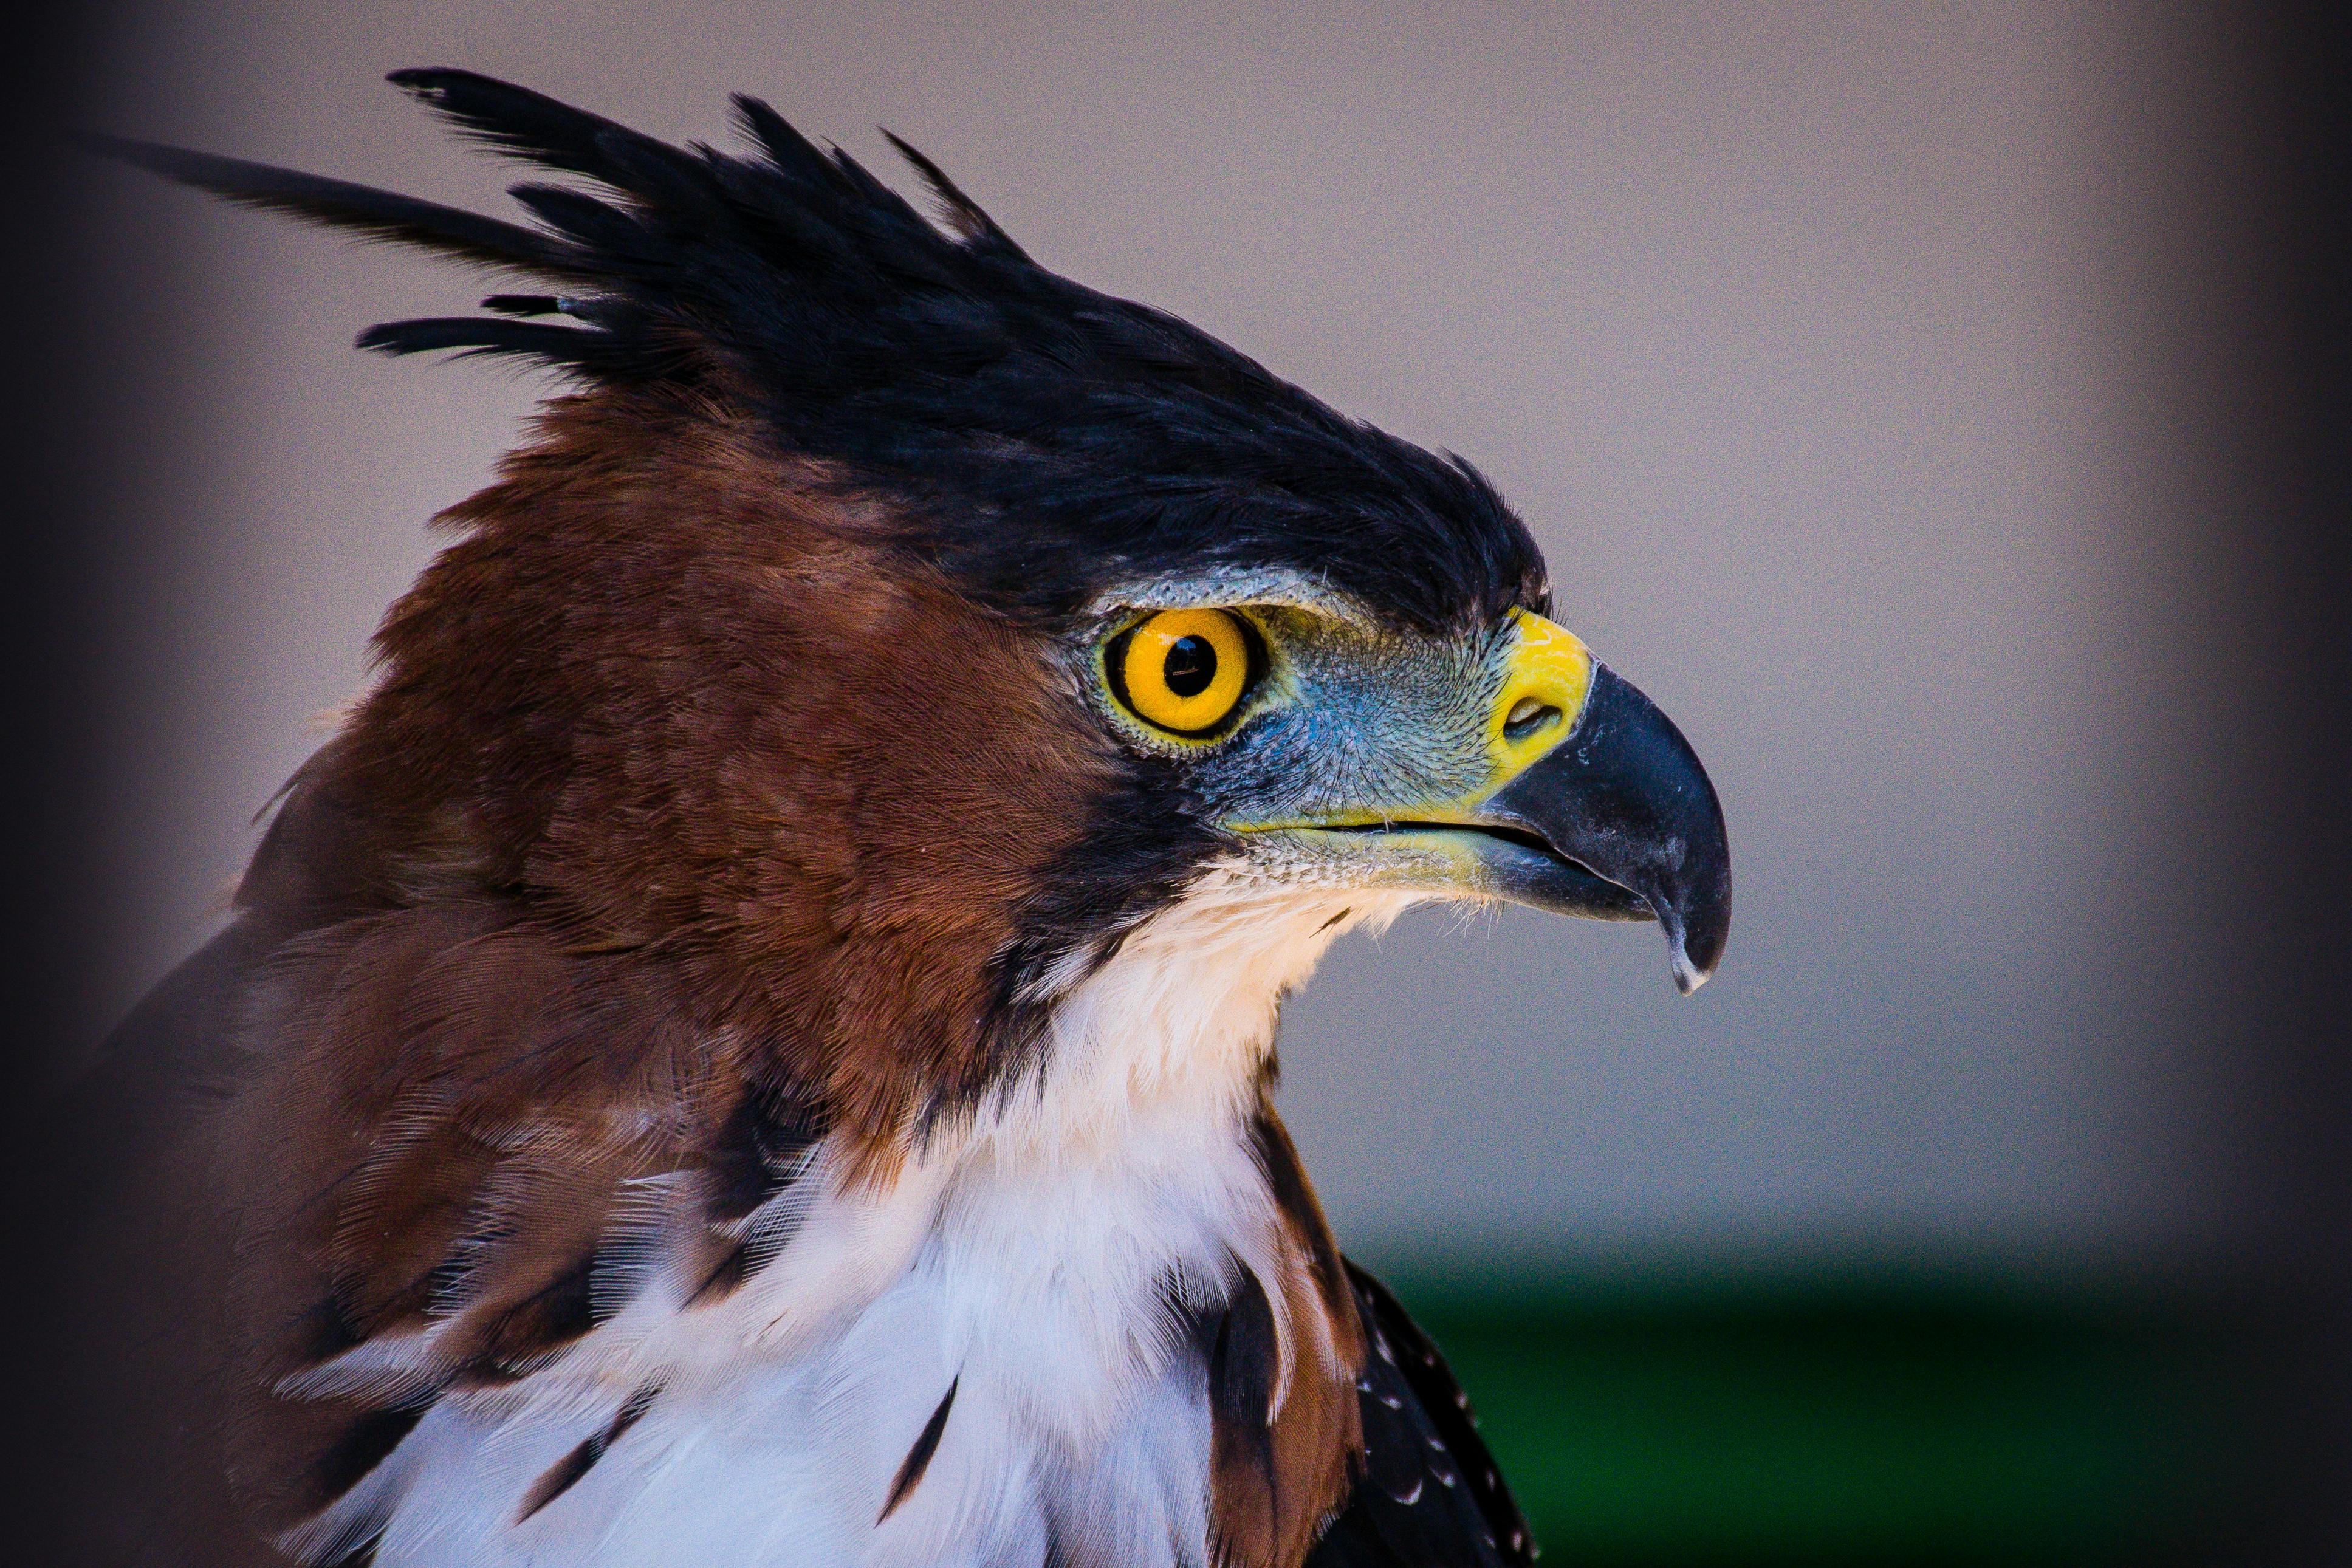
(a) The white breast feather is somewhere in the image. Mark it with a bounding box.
[321,870,1418,1568]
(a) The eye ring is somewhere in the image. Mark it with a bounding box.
[1111,609,1256,735]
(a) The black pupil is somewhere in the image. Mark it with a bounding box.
[1162,635,1218,698]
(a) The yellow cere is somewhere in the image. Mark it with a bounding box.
[1119,608,1253,734]
[1490,609,1596,784]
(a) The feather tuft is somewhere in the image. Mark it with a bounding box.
[95,70,1551,635]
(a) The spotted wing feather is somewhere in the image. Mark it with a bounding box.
[1305,1261,1537,1568]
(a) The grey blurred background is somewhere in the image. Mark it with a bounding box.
[65,0,2294,1278]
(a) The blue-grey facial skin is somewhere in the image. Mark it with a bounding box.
[1084,597,1518,828]
[1065,579,1711,967]
[1069,590,1630,909]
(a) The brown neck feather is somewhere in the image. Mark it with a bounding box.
[244,384,1125,1145]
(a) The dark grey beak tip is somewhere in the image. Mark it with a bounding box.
[1489,663,1732,995]
[1664,844,1733,996]
[1667,914,1726,995]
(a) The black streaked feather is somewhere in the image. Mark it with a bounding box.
[1193,1261,1281,1488]
[514,1439,599,1525]
[683,1239,752,1306]
[302,1408,424,1519]
[515,1381,660,1523]
[452,1250,606,1385]
[673,1073,831,1306]
[877,1377,958,1523]
[704,1075,829,1225]
[973,756,1216,1110]
[289,1284,372,1368]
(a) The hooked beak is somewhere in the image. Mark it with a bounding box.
[1243,611,1732,994]
[1480,661,1732,994]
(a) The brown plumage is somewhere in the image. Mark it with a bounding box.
[214,382,1143,1536]
[285,386,1123,1135]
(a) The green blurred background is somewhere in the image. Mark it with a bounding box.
[1374,1256,2251,1566]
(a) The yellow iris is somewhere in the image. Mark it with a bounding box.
[1118,608,1252,733]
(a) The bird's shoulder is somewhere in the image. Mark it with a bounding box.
[1309,1259,1538,1568]
[77,882,817,1556]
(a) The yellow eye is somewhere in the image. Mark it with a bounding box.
[1115,608,1254,734]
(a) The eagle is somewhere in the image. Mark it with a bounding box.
[87,70,1730,1568]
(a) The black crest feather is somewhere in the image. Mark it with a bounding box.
[98,69,1550,632]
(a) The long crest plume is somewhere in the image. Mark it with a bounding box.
[98,69,1548,634]
[94,69,1027,378]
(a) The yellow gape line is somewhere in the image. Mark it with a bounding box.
[1489,609,1596,787]
[1120,609,1252,733]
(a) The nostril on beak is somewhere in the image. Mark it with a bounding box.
[1504,697,1562,741]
